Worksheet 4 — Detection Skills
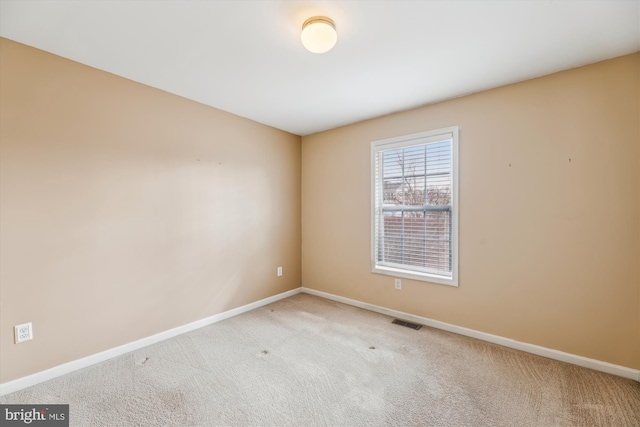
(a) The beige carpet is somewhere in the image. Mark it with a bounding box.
[2,293,639,426]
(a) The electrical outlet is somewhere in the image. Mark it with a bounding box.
[394,278,402,290]
[277,266,282,277]
[14,322,33,344]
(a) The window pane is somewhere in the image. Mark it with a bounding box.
[381,209,451,276]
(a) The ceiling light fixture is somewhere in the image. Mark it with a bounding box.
[301,16,337,54]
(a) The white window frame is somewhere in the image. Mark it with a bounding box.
[370,126,459,287]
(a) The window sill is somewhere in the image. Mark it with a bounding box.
[372,265,458,287]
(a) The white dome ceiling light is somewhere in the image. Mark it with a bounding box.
[301,16,337,54]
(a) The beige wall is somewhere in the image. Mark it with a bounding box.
[302,54,640,369]
[0,38,301,383]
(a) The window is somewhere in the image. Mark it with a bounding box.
[371,126,459,286]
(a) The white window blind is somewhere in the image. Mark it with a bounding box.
[371,127,458,286]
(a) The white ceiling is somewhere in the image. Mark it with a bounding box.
[1,1,639,136]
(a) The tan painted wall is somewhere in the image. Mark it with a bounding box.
[0,38,302,383]
[302,53,640,369]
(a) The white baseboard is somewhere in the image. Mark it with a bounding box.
[3,285,637,396]
[0,287,302,397]
[301,287,640,382]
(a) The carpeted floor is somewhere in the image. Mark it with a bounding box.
[2,293,639,426]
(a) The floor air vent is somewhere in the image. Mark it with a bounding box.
[392,319,422,330]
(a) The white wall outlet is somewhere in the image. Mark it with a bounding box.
[394,278,402,290]
[277,266,282,277]
[14,322,33,344]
